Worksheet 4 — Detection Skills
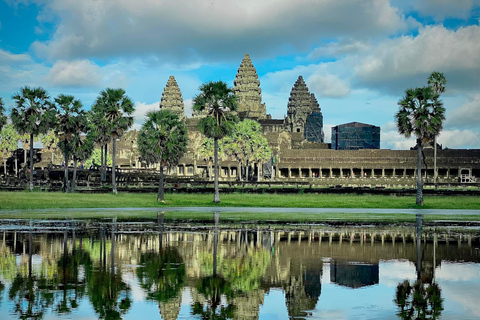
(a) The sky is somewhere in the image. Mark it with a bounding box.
[1,0,480,150]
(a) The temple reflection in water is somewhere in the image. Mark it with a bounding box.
[0,215,479,319]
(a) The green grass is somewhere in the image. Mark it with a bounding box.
[1,191,479,223]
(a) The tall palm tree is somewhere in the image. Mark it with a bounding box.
[193,81,238,203]
[395,87,445,205]
[427,72,447,185]
[138,110,188,202]
[11,86,56,191]
[0,98,7,131]
[89,106,111,182]
[54,94,88,192]
[92,88,134,194]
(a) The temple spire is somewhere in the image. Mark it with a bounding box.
[159,75,185,120]
[233,53,266,120]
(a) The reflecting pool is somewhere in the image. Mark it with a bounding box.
[0,214,479,319]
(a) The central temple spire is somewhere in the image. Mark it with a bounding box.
[233,53,267,120]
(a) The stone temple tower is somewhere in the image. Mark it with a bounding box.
[285,76,324,142]
[159,75,185,120]
[233,53,267,120]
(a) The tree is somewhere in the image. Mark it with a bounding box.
[223,119,271,181]
[11,86,56,191]
[395,87,445,205]
[138,110,188,202]
[91,88,134,194]
[0,124,19,175]
[193,81,238,203]
[89,107,111,183]
[84,148,112,168]
[70,131,95,192]
[39,130,58,165]
[0,98,7,131]
[54,94,88,193]
[427,72,447,185]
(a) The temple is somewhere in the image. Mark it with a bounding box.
[2,53,479,188]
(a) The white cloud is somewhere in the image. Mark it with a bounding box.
[132,101,158,131]
[31,0,412,62]
[354,24,480,94]
[446,94,480,129]
[381,122,416,150]
[308,74,350,98]
[308,39,370,60]
[47,59,102,87]
[438,129,480,149]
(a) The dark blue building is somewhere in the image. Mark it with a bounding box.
[331,122,380,150]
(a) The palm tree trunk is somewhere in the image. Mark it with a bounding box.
[15,152,17,175]
[238,162,242,182]
[416,139,424,206]
[71,158,78,192]
[434,136,437,186]
[246,160,249,182]
[51,150,54,164]
[3,158,6,175]
[63,141,69,193]
[213,137,220,203]
[157,163,165,202]
[112,139,117,194]
[29,133,34,192]
[101,144,106,182]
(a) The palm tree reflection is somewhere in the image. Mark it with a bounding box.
[394,214,443,319]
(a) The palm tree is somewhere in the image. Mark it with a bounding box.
[193,81,238,203]
[92,88,134,194]
[427,72,447,185]
[395,87,445,205]
[138,110,188,202]
[54,94,88,193]
[89,107,111,182]
[0,98,7,131]
[11,86,56,191]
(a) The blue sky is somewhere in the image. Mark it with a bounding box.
[1,0,480,149]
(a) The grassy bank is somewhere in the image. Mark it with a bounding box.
[1,191,479,223]
[2,191,480,210]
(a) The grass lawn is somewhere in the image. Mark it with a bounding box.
[1,191,479,223]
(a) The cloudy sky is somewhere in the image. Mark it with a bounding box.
[1,0,479,149]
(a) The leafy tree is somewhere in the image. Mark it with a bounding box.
[70,132,95,192]
[84,148,112,168]
[193,81,238,203]
[395,87,445,205]
[39,130,59,164]
[0,124,19,175]
[395,280,443,319]
[54,94,88,192]
[138,110,188,202]
[223,119,271,181]
[0,97,7,131]
[11,86,56,191]
[91,88,134,194]
[136,248,186,302]
[427,72,447,185]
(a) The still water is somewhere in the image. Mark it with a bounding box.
[0,214,479,320]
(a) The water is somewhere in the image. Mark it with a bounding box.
[0,214,479,319]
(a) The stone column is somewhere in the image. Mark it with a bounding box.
[329,168,333,178]
[403,168,406,178]
[309,167,312,178]
[446,168,450,179]
[371,168,375,178]
[320,167,323,178]
[340,168,343,178]
[392,168,396,178]
[382,168,385,178]
[193,159,197,175]
[288,167,292,178]
[361,167,364,178]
